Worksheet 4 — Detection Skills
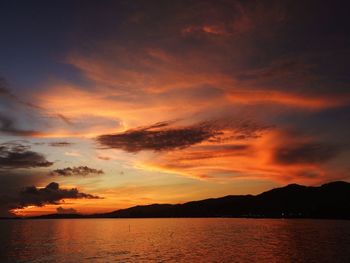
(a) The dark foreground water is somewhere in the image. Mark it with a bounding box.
[1,218,350,263]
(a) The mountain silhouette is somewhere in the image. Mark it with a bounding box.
[29,181,350,219]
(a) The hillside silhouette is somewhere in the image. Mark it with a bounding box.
[30,181,350,219]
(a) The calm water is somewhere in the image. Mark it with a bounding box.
[1,218,350,262]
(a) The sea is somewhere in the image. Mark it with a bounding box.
[1,218,350,262]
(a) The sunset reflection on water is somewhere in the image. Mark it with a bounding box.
[1,218,350,262]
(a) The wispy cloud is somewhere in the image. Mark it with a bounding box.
[50,166,104,177]
[0,114,44,137]
[48,141,74,147]
[273,143,339,165]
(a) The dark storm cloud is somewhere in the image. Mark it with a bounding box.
[48,141,74,147]
[274,143,339,165]
[0,142,53,168]
[56,206,77,214]
[50,166,104,177]
[18,182,101,208]
[97,121,222,152]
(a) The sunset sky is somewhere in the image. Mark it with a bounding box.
[0,0,349,217]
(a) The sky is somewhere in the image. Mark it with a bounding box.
[0,0,349,217]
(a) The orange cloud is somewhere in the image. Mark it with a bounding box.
[137,129,341,185]
[227,90,349,109]
[182,24,230,36]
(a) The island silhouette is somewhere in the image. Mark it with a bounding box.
[20,181,350,219]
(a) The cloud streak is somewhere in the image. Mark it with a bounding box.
[48,141,74,147]
[96,119,269,152]
[0,114,44,137]
[97,121,221,152]
[0,77,42,110]
[50,166,104,177]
